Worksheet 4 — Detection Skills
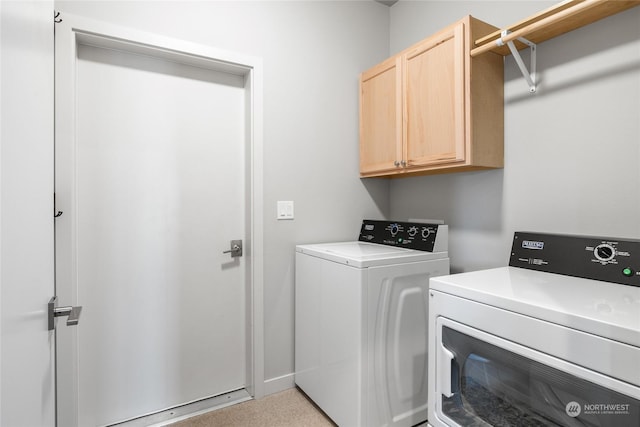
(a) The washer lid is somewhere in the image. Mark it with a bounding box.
[430,266,640,348]
[296,241,448,268]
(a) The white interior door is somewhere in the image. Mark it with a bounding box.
[55,20,251,426]
[0,1,55,426]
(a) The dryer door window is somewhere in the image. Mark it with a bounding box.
[435,318,640,427]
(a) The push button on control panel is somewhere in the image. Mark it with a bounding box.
[622,267,634,277]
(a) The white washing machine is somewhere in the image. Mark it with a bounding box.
[295,220,449,427]
[428,232,640,427]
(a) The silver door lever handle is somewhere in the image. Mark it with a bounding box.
[223,240,243,257]
[48,296,83,330]
[54,306,83,325]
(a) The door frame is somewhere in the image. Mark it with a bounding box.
[54,12,264,424]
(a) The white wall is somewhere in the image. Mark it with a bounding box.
[389,1,640,273]
[54,0,391,390]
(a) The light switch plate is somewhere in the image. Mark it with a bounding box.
[277,201,294,220]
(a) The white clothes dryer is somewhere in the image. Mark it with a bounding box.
[295,220,449,427]
[428,232,640,427]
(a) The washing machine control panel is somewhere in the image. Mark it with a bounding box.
[510,231,640,287]
[358,220,443,252]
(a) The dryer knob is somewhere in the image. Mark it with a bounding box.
[594,244,615,262]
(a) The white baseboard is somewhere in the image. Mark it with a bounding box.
[263,373,295,396]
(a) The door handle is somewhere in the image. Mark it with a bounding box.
[223,239,243,258]
[48,296,83,331]
[439,343,455,398]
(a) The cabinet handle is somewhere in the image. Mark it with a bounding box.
[394,161,400,167]
[401,160,407,167]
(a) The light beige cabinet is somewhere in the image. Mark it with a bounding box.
[359,16,504,177]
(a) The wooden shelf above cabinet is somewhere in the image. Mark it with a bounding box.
[471,0,640,57]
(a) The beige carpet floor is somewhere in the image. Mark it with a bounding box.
[169,388,336,427]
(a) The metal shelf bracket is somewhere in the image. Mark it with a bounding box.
[497,30,537,93]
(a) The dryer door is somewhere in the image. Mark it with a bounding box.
[434,318,640,427]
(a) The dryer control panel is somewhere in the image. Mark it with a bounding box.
[510,231,640,287]
[358,219,447,253]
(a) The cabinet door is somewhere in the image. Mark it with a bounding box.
[403,22,465,167]
[360,56,402,174]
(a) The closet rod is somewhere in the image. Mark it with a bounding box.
[470,0,607,57]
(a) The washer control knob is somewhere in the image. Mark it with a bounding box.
[390,223,399,236]
[421,227,431,239]
[594,244,616,262]
[408,226,418,237]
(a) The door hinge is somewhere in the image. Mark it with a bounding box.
[54,193,63,218]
